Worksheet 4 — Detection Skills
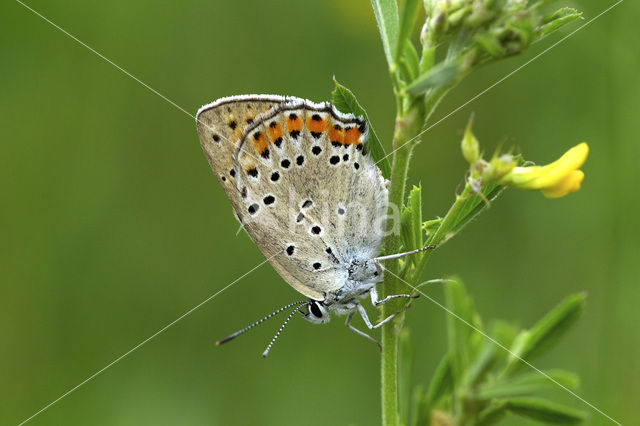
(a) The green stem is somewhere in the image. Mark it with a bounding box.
[411,183,473,284]
[381,108,421,426]
[381,86,451,426]
[380,87,453,426]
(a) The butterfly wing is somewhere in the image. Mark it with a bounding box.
[232,98,388,300]
[196,95,285,206]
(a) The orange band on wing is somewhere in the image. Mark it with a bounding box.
[252,131,269,157]
[328,124,345,145]
[307,115,327,134]
[286,113,303,134]
[267,121,283,142]
[344,126,362,145]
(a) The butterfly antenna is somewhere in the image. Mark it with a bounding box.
[372,245,436,262]
[262,305,303,358]
[216,300,307,346]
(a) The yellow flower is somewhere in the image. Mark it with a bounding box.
[497,143,589,198]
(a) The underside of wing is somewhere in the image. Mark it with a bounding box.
[195,95,286,206]
[232,98,389,300]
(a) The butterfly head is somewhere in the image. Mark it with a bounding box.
[302,300,330,324]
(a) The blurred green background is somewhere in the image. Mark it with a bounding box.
[1,0,638,425]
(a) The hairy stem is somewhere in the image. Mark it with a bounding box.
[380,87,451,426]
[381,109,420,426]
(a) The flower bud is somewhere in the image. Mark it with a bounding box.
[461,117,480,166]
[483,153,517,183]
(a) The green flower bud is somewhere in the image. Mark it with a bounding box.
[461,117,480,166]
[482,153,517,183]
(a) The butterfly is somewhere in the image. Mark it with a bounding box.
[196,95,430,356]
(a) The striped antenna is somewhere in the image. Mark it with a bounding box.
[216,300,307,346]
[262,306,303,358]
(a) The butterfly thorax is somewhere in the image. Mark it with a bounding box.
[322,259,380,312]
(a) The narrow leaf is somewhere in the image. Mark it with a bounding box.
[505,293,585,375]
[437,157,521,245]
[332,79,391,178]
[491,320,518,349]
[395,0,421,64]
[463,340,497,389]
[507,397,586,424]
[444,278,483,385]
[539,8,583,39]
[401,207,415,257]
[425,353,453,409]
[403,40,420,80]
[409,384,426,426]
[477,369,579,400]
[409,185,423,251]
[434,183,506,247]
[476,401,509,426]
[407,61,460,93]
[452,184,504,233]
[401,185,423,275]
[489,320,519,367]
[541,7,582,25]
[398,57,415,84]
[370,0,400,68]
[476,33,506,57]
[422,218,442,238]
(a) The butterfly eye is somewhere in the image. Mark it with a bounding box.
[310,302,323,318]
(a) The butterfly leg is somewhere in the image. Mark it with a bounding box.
[345,311,381,350]
[357,303,409,329]
[370,286,418,307]
[347,303,412,350]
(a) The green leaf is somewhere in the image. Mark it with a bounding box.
[539,8,583,39]
[491,320,518,349]
[331,79,391,178]
[409,384,426,426]
[476,401,509,426]
[403,40,420,81]
[400,185,424,276]
[425,353,453,409]
[401,209,415,261]
[422,218,442,238]
[463,340,497,389]
[530,0,559,9]
[395,0,421,64]
[444,183,506,242]
[401,185,423,249]
[398,58,415,85]
[398,39,420,83]
[489,320,519,366]
[399,329,414,425]
[407,61,460,93]
[476,33,506,58]
[506,397,586,424]
[408,186,423,251]
[370,0,400,69]
[477,369,579,400]
[504,293,585,375]
[444,278,483,385]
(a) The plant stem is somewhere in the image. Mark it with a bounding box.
[411,183,472,284]
[381,108,420,426]
[380,87,451,426]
